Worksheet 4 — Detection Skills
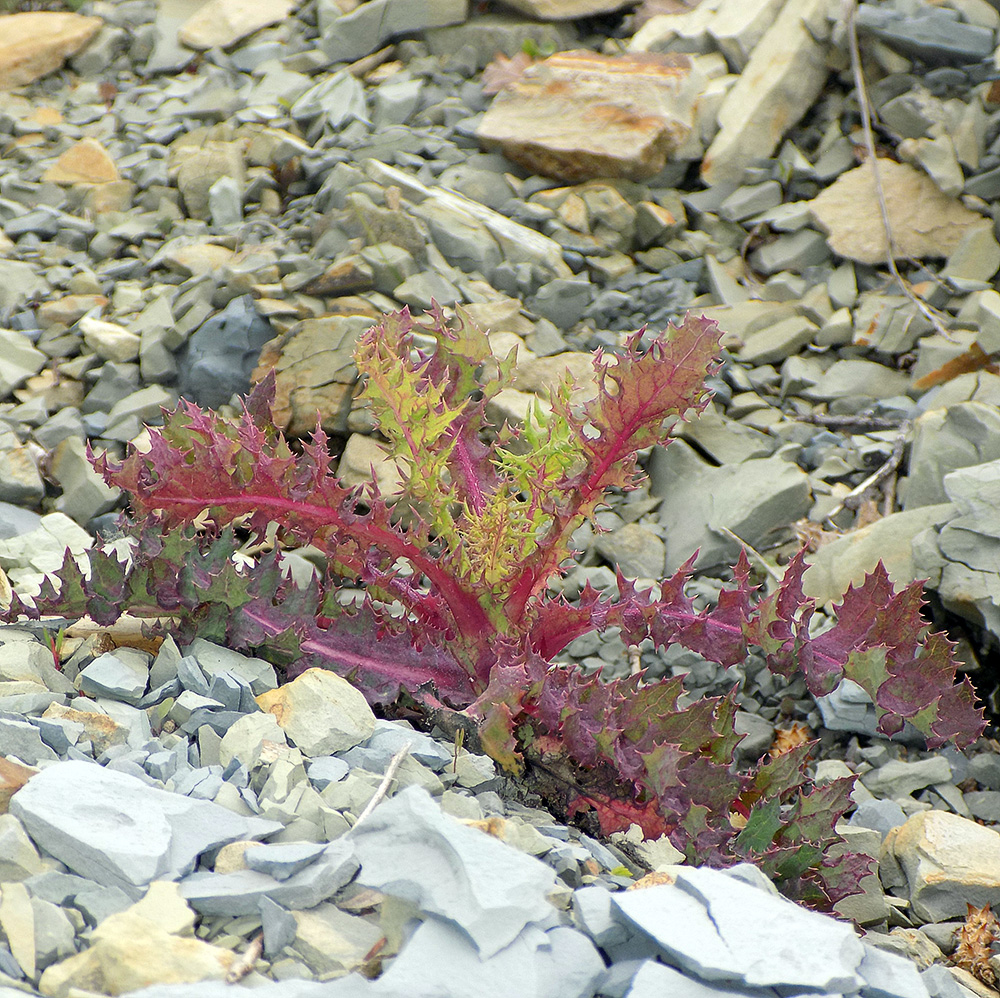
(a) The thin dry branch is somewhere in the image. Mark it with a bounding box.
[841,0,954,339]
[346,744,410,833]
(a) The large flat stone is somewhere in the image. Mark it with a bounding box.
[351,786,557,958]
[612,867,865,992]
[810,159,984,265]
[0,12,102,89]
[10,761,280,897]
[477,50,704,183]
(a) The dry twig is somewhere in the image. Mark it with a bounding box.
[823,421,910,525]
[225,932,263,984]
[346,744,410,834]
[841,0,953,339]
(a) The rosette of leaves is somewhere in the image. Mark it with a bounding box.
[8,306,983,908]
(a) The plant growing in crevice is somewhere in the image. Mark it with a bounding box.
[5,307,984,908]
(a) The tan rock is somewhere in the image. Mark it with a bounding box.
[213,840,258,874]
[810,159,985,265]
[0,880,34,978]
[700,0,836,185]
[37,294,108,328]
[82,180,135,214]
[43,138,119,185]
[881,810,1000,922]
[39,908,234,997]
[0,757,36,814]
[0,13,102,90]
[498,0,633,17]
[41,703,128,757]
[170,138,245,221]
[337,433,405,497]
[514,350,597,403]
[126,882,196,937]
[256,667,376,756]
[156,241,235,278]
[477,50,703,183]
[252,313,374,436]
[291,902,383,977]
[179,0,297,50]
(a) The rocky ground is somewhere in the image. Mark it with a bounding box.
[3,0,1000,995]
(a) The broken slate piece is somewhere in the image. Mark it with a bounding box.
[9,760,280,897]
[77,651,148,705]
[179,838,358,915]
[858,942,931,998]
[611,867,865,992]
[373,919,604,998]
[244,841,327,881]
[364,719,454,771]
[351,786,557,957]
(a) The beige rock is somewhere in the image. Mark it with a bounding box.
[477,50,703,183]
[700,0,837,185]
[809,159,985,265]
[0,880,35,979]
[39,908,234,997]
[179,0,297,50]
[0,758,36,814]
[498,0,632,17]
[252,313,374,436]
[256,667,376,756]
[170,139,245,221]
[291,903,383,977]
[0,813,43,879]
[0,13,102,90]
[213,840,258,874]
[514,351,597,402]
[41,703,128,757]
[882,810,1000,922]
[42,138,119,185]
[37,294,108,328]
[82,180,135,214]
[337,433,405,497]
[79,316,140,363]
[155,241,235,278]
[126,882,196,937]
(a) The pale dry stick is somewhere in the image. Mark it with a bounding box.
[822,421,910,525]
[841,0,954,340]
[225,932,264,984]
[346,744,411,834]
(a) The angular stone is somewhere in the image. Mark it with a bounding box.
[179,0,297,50]
[179,838,358,915]
[78,652,149,706]
[256,668,376,756]
[290,902,383,976]
[321,0,468,63]
[478,50,703,184]
[375,919,603,998]
[810,159,984,265]
[801,359,911,401]
[351,786,557,958]
[656,455,811,573]
[39,906,234,996]
[738,315,817,365]
[499,0,630,16]
[612,866,865,991]
[594,522,665,579]
[700,0,836,185]
[883,810,1000,922]
[859,757,953,798]
[253,313,374,437]
[337,434,405,497]
[43,137,119,185]
[10,760,280,897]
[0,13,102,89]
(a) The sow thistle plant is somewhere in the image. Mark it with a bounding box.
[6,307,984,909]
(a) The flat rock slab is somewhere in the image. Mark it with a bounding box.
[499,0,632,17]
[477,50,703,183]
[179,839,359,915]
[10,761,280,897]
[351,785,557,957]
[611,867,865,992]
[373,920,604,998]
[810,159,984,265]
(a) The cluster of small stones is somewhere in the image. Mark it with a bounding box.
[1,0,1000,994]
